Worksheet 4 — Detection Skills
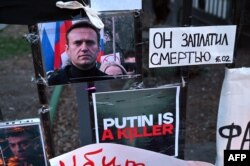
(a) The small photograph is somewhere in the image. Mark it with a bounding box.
[92,86,180,156]
[38,13,141,86]
[0,119,47,166]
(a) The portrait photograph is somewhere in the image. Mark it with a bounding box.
[38,13,141,86]
[0,119,47,166]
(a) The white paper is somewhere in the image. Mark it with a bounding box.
[50,143,214,166]
[90,0,142,11]
[216,67,250,166]
[149,25,236,68]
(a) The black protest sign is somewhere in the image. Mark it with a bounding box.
[93,86,180,156]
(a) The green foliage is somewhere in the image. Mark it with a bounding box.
[0,35,31,60]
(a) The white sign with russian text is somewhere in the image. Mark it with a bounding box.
[149,25,236,68]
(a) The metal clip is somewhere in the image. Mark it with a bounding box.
[38,106,50,114]
[23,33,40,44]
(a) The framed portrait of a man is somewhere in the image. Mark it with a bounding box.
[38,12,141,86]
[0,119,47,166]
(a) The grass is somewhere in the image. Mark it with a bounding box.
[0,25,31,60]
[0,36,31,60]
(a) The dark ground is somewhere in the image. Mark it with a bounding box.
[0,25,249,164]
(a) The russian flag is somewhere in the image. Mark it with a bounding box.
[97,28,105,63]
[39,21,72,72]
[39,22,55,72]
[54,21,72,69]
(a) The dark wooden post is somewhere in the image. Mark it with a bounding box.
[86,81,97,142]
[27,24,54,159]
[179,0,192,160]
[134,10,143,75]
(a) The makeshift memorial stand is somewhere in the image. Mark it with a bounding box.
[1,0,247,165]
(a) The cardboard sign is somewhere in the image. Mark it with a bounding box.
[90,0,142,11]
[49,143,214,166]
[149,25,236,68]
[216,67,250,166]
[92,86,180,156]
[0,118,47,166]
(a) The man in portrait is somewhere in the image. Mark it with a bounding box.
[47,21,110,85]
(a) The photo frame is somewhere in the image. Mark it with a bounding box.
[0,119,47,166]
[38,12,141,86]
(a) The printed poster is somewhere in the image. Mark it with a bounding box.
[0,118,47,166]
[93,86,180,156]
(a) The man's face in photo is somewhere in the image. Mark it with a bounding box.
[66,27,100,70]
[7,134,35,161]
